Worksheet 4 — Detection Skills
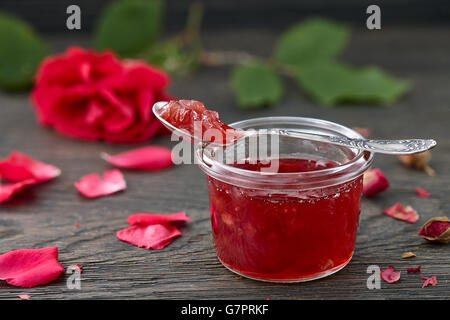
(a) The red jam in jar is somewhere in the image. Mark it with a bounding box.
[208,158,362,282]
[196,117,373,282]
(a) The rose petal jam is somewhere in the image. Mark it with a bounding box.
[159,100,243,144]
[207,158,363,282]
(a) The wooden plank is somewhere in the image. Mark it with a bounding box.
[0,27,448,299]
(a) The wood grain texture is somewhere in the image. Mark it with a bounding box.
[0,28,449,299]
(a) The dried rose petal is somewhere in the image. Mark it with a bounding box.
[0,180,37,203]
[127,212,191,226]
[383,202,419,223]
[401,251,416,259]
[363,168,390,197]
[116,224,182,250]
[422,276,437,288]
[0,151,61,183]
[0,247,65,288]
[398,151,435,176]
[352,127,371,138]
[415,187,430,198]
[407,266,421,273]
[74,169,126,198]
[17,294,31,300]
[101,146,173,171]
[380,266,401,283]
[418,217,450,243]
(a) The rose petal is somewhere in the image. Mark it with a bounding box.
[74,169,126,199]
[0,247,65,288]
[407,266,421,273]
[415,187,431,198]
[117,224,182,250]
[0,180,37,203]
[17,294,31,300]
[363,168,390,197]
[383,202,419,223]
[101,146,173,171]
[422,276,438,288]
[0,151,61,183]
[380,266,401,284]
[127,212,191,226]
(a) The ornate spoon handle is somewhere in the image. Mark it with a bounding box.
[275,129,437,155]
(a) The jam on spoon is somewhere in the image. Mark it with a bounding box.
[158,100,243,145]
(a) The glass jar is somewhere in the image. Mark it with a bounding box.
[195,117,373,282]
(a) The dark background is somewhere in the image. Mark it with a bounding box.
[1,0,450,33]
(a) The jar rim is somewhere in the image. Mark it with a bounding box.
[195,116,374,190]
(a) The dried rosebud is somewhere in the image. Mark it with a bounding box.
[352,127,371,138]
[398,151,435,176]
[363,168,390,197]
[384,202,419,223]
[418,217,450,243]
[401,251,416,259]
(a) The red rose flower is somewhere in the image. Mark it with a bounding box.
[31,47,172,143]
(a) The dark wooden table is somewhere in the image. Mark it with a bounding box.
[0,27,449,299]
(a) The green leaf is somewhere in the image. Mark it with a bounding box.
[94,0,164,57]
[0,12,49,91]
[274,18,350,66]
[143,40,199,75]
[295,61,410,106]
[231,63,283,109]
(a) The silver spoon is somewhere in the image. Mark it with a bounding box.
[153,102,436,155]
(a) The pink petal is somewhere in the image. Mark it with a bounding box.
[422,276,438,288]
[0,180,37,203]
[17,294,31,300]
[116,224,182,250]
[101,146,173,171]
[74,169,126,198]
[0,151,61,183]
[127,212,191,226]
[363,168,390,197]
[383,202,419,223]
[407,266,421,273]
[380,266,401,284]
[0,247,65,288]
[415,187,431,198]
